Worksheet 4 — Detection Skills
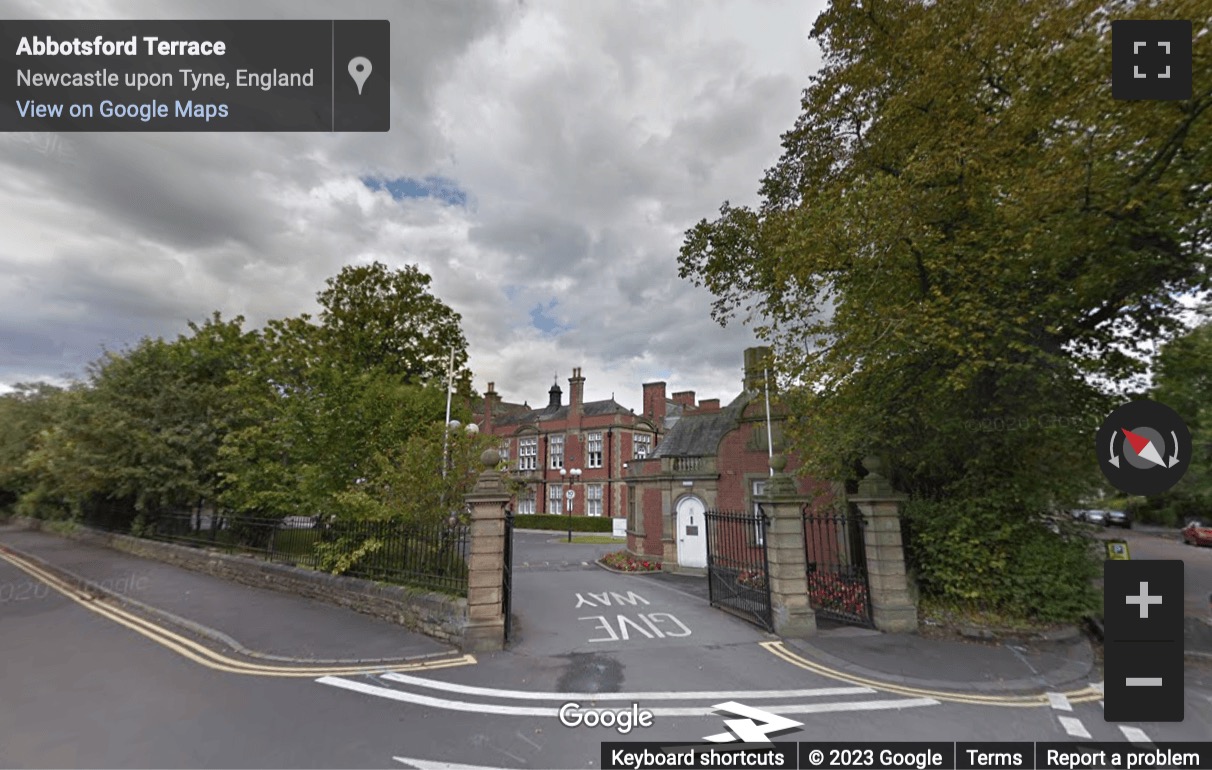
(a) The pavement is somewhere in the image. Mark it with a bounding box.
[0,525,456,664]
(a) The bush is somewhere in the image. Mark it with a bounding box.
[1128,496,1198,528]
[511,514,615,533]
[902,497,1100,622]
[600,550,661,572]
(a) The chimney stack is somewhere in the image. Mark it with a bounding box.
[569,367,585,414]
[672,391,696,408]
[642,381,667,424]
[484,382,501,427]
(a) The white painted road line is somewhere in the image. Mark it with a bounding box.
[1120,726,1153,744]
[394,758,500,770]
[1058,716,1092,739]
[378,671,875,701]
[318,676,938,716]
[1046,692,1073,711]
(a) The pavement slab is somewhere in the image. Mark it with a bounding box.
[784,630,1094,693]
[0,525,455,663]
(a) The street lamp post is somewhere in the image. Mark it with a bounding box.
[560,467,581,543]
[441,419,479,517]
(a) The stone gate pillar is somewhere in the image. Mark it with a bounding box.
[756,455,817,637]
[463,448,510,652]
[850,456,917,633]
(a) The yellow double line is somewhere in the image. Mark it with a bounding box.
[761,641,1102,707]
[0,546,476,678]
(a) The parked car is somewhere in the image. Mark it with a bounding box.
[1182,521,1212,546]
[1084,509,1108,526]
[1069,509,1086,522]
[1106,509,1132,528]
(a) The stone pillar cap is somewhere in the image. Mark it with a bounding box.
[481,448,500,469]
[851,455,906,501]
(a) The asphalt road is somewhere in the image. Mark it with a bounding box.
[2,529,1210,769]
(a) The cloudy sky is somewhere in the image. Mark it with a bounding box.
[0,0,825,412]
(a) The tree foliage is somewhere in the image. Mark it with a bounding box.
[217,262,471,520]
[1139,315,1212,524]
[331,421,495,525]
[680,0,1211,501]
[0,383,69,513]
[316,261,471,390]
[8,314,255,524]
[679,0,1210,618]
[3,263,476,534]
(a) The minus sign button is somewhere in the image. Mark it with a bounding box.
[1125,677,1163,686]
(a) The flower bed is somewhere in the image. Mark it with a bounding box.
[807,571,869,618]
[736,569,768,590]
[600,550,662,572]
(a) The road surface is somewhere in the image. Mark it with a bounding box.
[1,528,1208,768]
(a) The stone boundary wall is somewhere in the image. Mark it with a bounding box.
[8,516,468,645]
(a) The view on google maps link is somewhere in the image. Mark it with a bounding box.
[0,2,1209,769]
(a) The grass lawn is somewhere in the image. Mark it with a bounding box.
[553,535,625,544]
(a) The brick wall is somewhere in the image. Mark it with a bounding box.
[640,486,664,557]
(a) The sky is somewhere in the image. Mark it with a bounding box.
[0,0,826,412]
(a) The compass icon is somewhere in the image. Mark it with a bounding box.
[1098,400,1191,496]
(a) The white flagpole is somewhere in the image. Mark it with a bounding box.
[442,348,454,479]
[764,366,774,477]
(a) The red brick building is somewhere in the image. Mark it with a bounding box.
[476,368,690,519]
[475,348,826,571]
[625,347,825,570]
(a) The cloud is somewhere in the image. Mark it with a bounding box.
[0,0,825,411]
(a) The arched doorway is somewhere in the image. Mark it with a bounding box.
[675,495,707,568]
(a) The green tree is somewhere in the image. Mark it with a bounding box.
[679,0,1210,618]
[317,261,471,390]
[1144,316,1212,524]
[218,263,472,522]
[15,384,107,519]
[332,420,494,525]
[14,314,256,527]
[0,383,67,514]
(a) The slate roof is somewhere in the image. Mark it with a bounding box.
[470,396,529,418]
[492,398,632,427]
[651,391,756,458]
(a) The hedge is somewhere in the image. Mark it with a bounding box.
[510,514,616,532]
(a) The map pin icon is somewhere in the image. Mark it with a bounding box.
[348,57,372,95]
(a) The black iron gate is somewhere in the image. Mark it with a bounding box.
[803,503,873,627]
[502,504,514,642]
[704,508,772,631]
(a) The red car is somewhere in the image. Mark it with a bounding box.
[1182,521,1212,546]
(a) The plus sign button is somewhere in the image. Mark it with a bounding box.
[1104,560,1183,638]
[1103,560,1184,722]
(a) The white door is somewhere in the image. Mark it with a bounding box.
[675,496,707,569]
